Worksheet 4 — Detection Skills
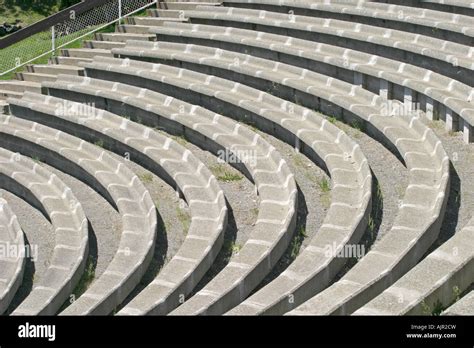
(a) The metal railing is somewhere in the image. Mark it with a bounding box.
[0,0,158,76]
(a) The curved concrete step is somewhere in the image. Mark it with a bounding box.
[117,44,447,315]
[443,290,474,315]
[15,72,57,83]
[0,198,25,314]
[48,64,371,314]
[11,90,228,316]
[95,32,157,43]
[26,64,84,76]
[354,217,474,315]
[117,25,159,34]
[221,0,474,45]
[50,56,93,66]
[142,22,474,143]
[76,48,374,314]
[61,48,112,59]
[0,148,88,315]
[0,90,23,100]
[0,101,8,114]
[83,40,126,49]
[40,72,298,315]
[156,2,222,10]
[125,16,189,26]
[373,0,474,17]
[171,5,474,85]
[0,113,158,315]
[78,55,450,314]
[0,81,41,93]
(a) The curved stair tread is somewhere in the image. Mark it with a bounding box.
[443,290,474,315]
[12,91,228,316]
[220,0,474,41]
[39,73,298,315]
[0,148,87,315]
[172,5,474,85]
[141,23,474,135]
[354,217,474,315]
[76,55,449,315]
[48,66,372,316]
[0,197,25,314]
[92,46,453,315]
[71,50,374,315]
[78,54,450,314]
[0,112,157,315]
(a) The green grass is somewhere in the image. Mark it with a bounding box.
[419,286,463,316]
[59,255,95,311]
[138,172,154,184]
[292,153,308,168]
[171,134,188,146]
[230,242,242,255]
[319,177,330,193]
[421,299,444,316]
[376,181,383,200]
[250,207,259,219]
[210,164,243,183]
[223,240,242,262]
[0,22,115,80]
[0,0,80,27]
[368,216,376,234]
[94,139,104,148]
[289,226,308,259]
[176,205,191,232]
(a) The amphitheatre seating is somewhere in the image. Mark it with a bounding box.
[61,48,112,60]
[372,0,474,17]
[157,1,222,10]
[50,56,93,67]
[354,217,474,315]
[0,0,471,317]
[75,51,374,314]
[40,70,298,315]
[0,198,25,314]
[0,101,8,114]
[221,0,474,45]
[78,54,450,314]
[15,72,59,83]
[443,290,474,315]
[94,43,374,314]
[0,110,157,315]
[83,40,125,50]
[158,5,474,85]
[25,63,84,76]
[145,22,474,143]
[11,88,229,316]
[0,147,88,315]
[0,81,41,101]
[118,25,162,34]
[94,32,157,43]
[124,16,190,26]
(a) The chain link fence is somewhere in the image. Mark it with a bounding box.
[0,0,157,76]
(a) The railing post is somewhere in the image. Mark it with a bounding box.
[118,0,122,24]
[51,25,55,56]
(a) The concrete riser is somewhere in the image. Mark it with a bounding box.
[187,18,473,86]
[222,2,473,46]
